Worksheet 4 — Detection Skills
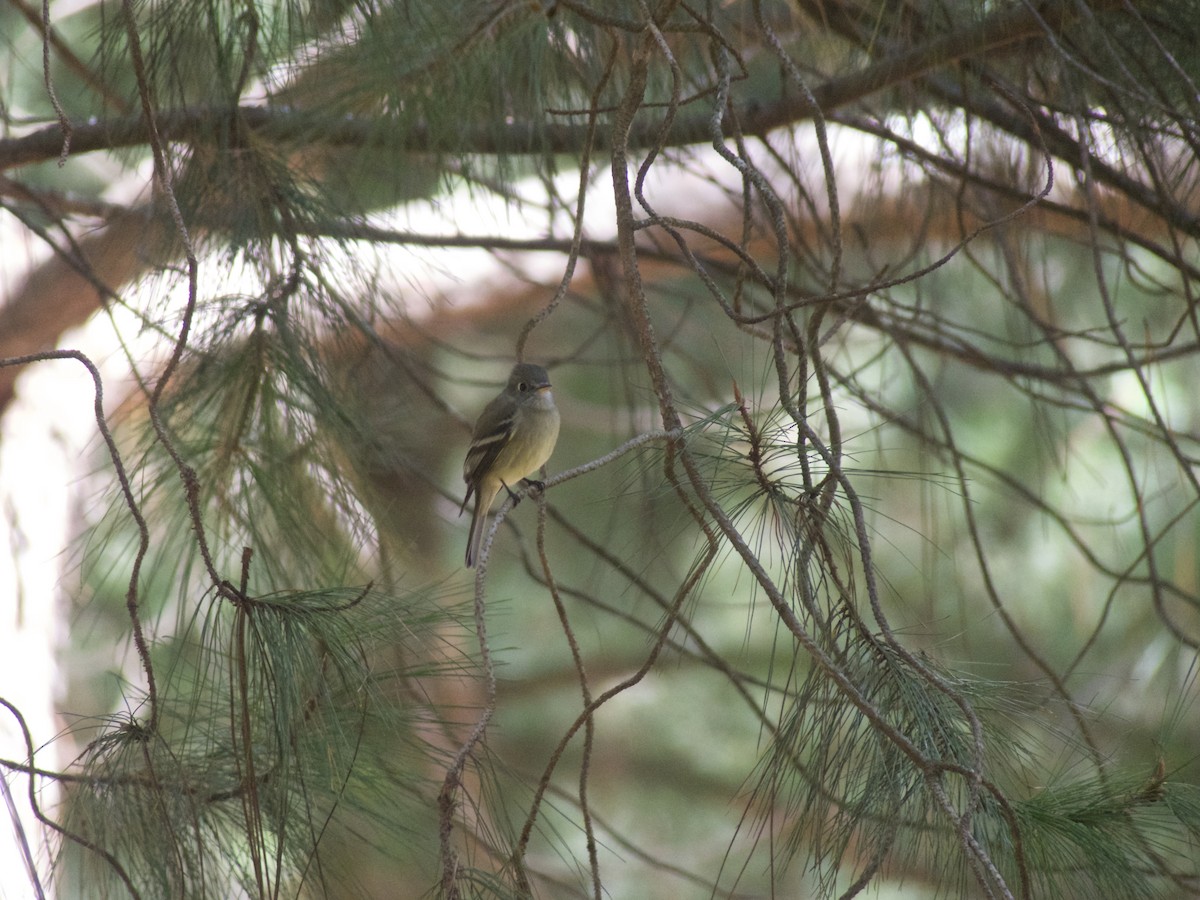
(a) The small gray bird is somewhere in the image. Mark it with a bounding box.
[460,363,560,567]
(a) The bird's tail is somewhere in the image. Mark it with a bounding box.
[465,497,486,567]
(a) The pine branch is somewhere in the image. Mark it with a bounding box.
[0,0,1125,173]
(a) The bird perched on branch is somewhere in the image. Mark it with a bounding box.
[460,363,560,568]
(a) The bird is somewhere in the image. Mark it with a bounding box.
[460,363,560,567]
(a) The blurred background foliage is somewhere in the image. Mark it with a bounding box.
[2,0,1200,897]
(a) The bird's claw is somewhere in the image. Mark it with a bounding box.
[501,478,547,508]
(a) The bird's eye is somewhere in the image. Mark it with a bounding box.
[517,381,529,392]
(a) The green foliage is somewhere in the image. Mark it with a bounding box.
[4,0,1200,898]
[1014,772,1200,900]
[59,582,460,898]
